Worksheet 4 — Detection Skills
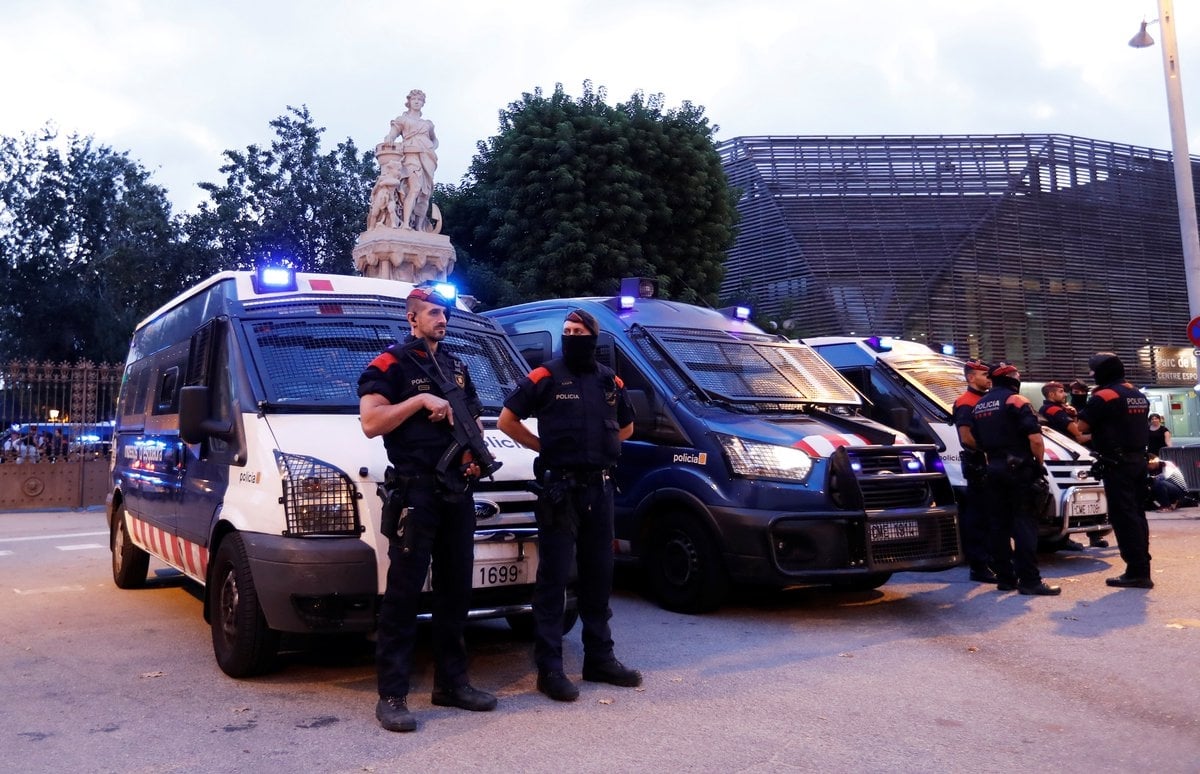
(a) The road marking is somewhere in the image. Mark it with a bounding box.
[14,585,86,595]
[0,531,107,544]
[0,550,12,557]
[57,543,105,551]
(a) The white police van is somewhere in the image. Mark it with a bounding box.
[804,336,1110,546]
[107,268,542,677]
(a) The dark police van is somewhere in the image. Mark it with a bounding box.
[107,268,543,676]
[486,282,961,613]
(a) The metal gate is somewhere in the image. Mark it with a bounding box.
[0,359,121,510]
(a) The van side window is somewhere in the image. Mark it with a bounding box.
[155,367,181,415]
[614,347,689,446]
[118,362,153,429]
[508,331,552,369]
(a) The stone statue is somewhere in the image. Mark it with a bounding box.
[382,88,439,232]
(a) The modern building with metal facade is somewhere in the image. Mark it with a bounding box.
[718,134,1198,397]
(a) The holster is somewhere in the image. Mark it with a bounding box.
[535,471,580,536]
[378,465,412,550]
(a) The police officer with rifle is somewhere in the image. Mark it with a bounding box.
[967,362,1061,596]
[498,308,640,702]
[1076,352,1154,589]
[358,282,499,733]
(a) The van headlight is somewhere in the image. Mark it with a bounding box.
[717,435,814,483]
[275,452,362,536]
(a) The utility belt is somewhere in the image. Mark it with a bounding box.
[983,450,1035,466]
[545,467,611,486]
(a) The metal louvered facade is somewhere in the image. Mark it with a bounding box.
[718,134,1197,384]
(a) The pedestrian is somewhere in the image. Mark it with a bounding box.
[1147,413,1172,455]
[967,362,1061,595]
[497,308,641,702]
[1038,381,1109,549]
[357,282,497,733]
[1147,455,1187,512]
[951,359,996,582]
[1076,352,1154,589]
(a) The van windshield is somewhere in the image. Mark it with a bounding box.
[881,353,967,412]
[243,315,526,413]
[643,326,862,407]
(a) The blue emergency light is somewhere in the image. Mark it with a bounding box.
[253,266,298,293]
[719,305,752,321]
[941,343,956,355]
[429,282,458,302]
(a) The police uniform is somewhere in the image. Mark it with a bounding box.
[357,335,483,705]
[503,342,637,693]
[1038,400,1074,436]
[1079,353,1153,587]
[952,365,993,580]
[969,363,1059,594]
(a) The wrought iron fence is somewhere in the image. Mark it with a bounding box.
[0,360,122,509]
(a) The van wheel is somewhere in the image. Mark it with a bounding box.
[111,504,149,590]
[647,511,729,613]
[210,533,279,678]
[831,572,892,591]
[506,609,579,638]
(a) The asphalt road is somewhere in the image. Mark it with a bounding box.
[1,508,1198,773]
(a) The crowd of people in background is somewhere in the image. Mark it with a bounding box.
[1,425,73,463]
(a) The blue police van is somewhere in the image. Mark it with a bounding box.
[486,281,961,613]
[107,268,545,677]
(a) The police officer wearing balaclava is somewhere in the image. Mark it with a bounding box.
[498,308,641,702]
[968,362,1061,595]
[1076,352,1154,589]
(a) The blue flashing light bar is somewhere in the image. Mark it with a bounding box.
[941,343,956,355]
[430,282,457,302]
[253,266,298,293]
[619,295,636,310]
[718,305,752,321]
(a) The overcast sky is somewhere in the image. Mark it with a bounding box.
[4,0,1197,213]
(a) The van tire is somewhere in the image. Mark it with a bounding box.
[647,511,729,613]
[111,504,149,590]
[210,533,280,678]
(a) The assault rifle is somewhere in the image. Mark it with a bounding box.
[414,340,502,492]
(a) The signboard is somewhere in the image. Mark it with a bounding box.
[1151,345,1199,386]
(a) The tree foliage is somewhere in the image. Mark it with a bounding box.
[0,127,185,362]
[184,105,376,274]
[441,82,737,307]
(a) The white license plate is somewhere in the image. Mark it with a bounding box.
[475,561,525,588]
[870,520,920,542]
[472,540,537,588]
[1071,502,1103,516]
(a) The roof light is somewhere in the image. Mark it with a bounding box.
[719,305,752,321]
[865,336,895,352]
[619,295,636,310]
[941,343,956,355]
[430,282,457,302]
[253,266,297,293]
[620,277,657,299]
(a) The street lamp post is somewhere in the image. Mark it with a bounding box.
[1131,0,1200,324]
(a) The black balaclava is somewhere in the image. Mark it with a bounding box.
[1089,352,1125,386]
[562,309,598,373]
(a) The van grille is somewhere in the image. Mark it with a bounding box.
[834,448,935,510]
[866,513,961,566]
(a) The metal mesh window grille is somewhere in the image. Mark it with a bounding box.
[277,452,361,536]
[249,320,394,405]
[650,330,860,404]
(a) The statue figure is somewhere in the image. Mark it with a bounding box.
[366,165,403,230]
[383,89,439,231]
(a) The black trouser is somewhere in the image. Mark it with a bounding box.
[1103,458,1152,578]
[533,470,615,674]
[377,483,475,699]
[983,460,1041,586]
[960,472,991,569]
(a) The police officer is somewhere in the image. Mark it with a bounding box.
[358,282,497,733]
[968,362,1061,595]
[497,308,640,702]
[1076,352,1154,589]
[1039,381,1109,549]
[952,359,996,582]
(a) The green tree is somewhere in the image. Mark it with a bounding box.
[0,127,185,362]
[441,82,737,307]
[184,105,376,274]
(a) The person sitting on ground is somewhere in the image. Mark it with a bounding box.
[1148,455,1187,512]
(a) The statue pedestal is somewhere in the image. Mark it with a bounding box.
[353,226,455,283]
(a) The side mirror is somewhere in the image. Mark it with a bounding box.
[179,386,232,444]
[889,406,913,432]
